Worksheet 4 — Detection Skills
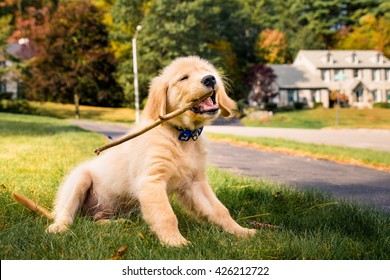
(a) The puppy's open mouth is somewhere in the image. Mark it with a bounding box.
[190,91,219,114]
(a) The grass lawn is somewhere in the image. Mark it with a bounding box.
[207,133,390,172]
[242,107,390,129]
[1,112,389,260]
[30,101,136,123]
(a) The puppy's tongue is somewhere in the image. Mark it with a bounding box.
[197,97,219,112]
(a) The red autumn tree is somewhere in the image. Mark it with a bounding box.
[247,64,277,106]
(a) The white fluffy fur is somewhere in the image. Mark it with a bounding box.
[47,56,256,246]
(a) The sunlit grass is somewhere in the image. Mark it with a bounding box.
[30,101,135,123]
[242,108,390,129]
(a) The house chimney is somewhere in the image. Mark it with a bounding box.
[377,52,383,64]
[326,51,332,63]
[352,52,358,64]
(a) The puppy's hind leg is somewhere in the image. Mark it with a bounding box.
[47,167,93,233]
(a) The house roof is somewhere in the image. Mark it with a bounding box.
[269,64,328,89]
[294,50,390,69]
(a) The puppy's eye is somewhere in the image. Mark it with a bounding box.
[179,75,189,81]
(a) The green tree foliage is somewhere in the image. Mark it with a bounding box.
[25,0,122,107]
[113,0,255,103]
[243,0,389,62]
[109,0,149,105]
[3,0,389,106]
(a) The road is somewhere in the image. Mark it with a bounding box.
[206,125,390,152]
[70,120,390,212]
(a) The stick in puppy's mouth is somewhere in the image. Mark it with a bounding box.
[190,90,218,114]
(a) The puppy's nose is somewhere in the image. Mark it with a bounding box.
[201,75,216,88]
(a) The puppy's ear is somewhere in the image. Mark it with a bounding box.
[142,76,167,121]
[217,85,237,118]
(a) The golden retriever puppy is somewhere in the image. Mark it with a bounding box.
[46,56,256,246]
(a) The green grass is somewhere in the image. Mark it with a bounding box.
[30,101,136,123]
[207,133,390,172]
[1,112,389,260]
[242,108,390,129]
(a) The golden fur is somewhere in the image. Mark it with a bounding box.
[45,56,256,246]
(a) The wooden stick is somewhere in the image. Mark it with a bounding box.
[94,90,215,155]
[12,193,53,220]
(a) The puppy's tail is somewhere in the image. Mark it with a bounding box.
[12,193,53,220]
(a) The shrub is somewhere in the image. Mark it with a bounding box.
[0,92,14,99]
[264,102,278,112]
[293,102,305,110]
[373,102,390,109]
[313,102,323,108]
[0,99,37,114]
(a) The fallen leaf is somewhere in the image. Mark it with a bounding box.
[110,246,128,260]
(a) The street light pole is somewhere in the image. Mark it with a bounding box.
[132,25,142,124]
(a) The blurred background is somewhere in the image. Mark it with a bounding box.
[0,0,389,117]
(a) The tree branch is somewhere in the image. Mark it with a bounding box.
[94,90,214,155]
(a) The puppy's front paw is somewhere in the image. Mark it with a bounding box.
[46,222,69,233]
[234,227,257,237]
[161,234,189,247]
[243,228,257,236]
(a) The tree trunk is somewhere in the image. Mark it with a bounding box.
[74,93,80,119]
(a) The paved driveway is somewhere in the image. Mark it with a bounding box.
[70,120,390,212]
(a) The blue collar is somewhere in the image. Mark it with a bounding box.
[173,126,204,141]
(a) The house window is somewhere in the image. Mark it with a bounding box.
[372,90,381,102]
[354,88,363,102]
[0,82,6,92]
[385,69,390,81]
[287,89,299,103]
[387,90,390,103]
[372,69,381,81]
[311,90,318,103]
[334,69,345,81]
[321,69,330,82]
[353,69,362,79]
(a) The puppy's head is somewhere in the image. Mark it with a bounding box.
[142,56,236,129]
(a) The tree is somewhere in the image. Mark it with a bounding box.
[246,64,277,106]
[255,29,288,64]
[137,0,254,101]
[109,0,150,106]
[335,14,390,57]
[0,15,13,81]
[25,0,122,117]
[243,0,389,59]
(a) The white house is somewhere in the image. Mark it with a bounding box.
[270,50,390,108]
[0,39,34,99]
